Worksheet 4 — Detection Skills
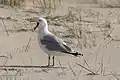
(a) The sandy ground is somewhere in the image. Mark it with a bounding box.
[0,0,120,80]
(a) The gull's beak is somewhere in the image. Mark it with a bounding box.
[33,22,39,31]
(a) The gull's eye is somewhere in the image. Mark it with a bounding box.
[39,19,42,21]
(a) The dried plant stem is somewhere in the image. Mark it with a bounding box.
[0,65,66,69]
[53,0,56,9]
[56,57,66,73]
[43,0,47,8]
[76,63,97,75]
[94,42,103,72]
[76,62,85,80]
[58,0,62,5]
[111,72,119,80]
[84,60,91,69]
[68,62,76,76]
[25,37,32,52]
[1,20,9,36]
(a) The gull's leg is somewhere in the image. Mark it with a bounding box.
[47,55,50,66]
[52,56,55,66]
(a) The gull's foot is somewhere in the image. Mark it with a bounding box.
[46,64,54,67]
[52,64,54,67]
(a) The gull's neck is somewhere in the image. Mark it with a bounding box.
[38,24,51,39]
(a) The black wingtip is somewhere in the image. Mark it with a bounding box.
[70,52,83,56]
[77,52,83,56]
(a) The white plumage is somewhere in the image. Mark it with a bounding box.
[34,17,83,66]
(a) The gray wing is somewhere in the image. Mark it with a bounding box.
[40,35,73,53]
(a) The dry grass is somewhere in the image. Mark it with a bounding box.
[0,0,25,6]
[99,0,120,8]
[45,7,97,49]
[1,0,120,79]
[31,0,62,14]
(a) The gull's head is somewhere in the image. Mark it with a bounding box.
[34,17,48,30]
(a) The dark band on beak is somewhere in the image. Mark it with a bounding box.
[34,22,39,30]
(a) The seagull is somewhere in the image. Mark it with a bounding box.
[33,17,83,66]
